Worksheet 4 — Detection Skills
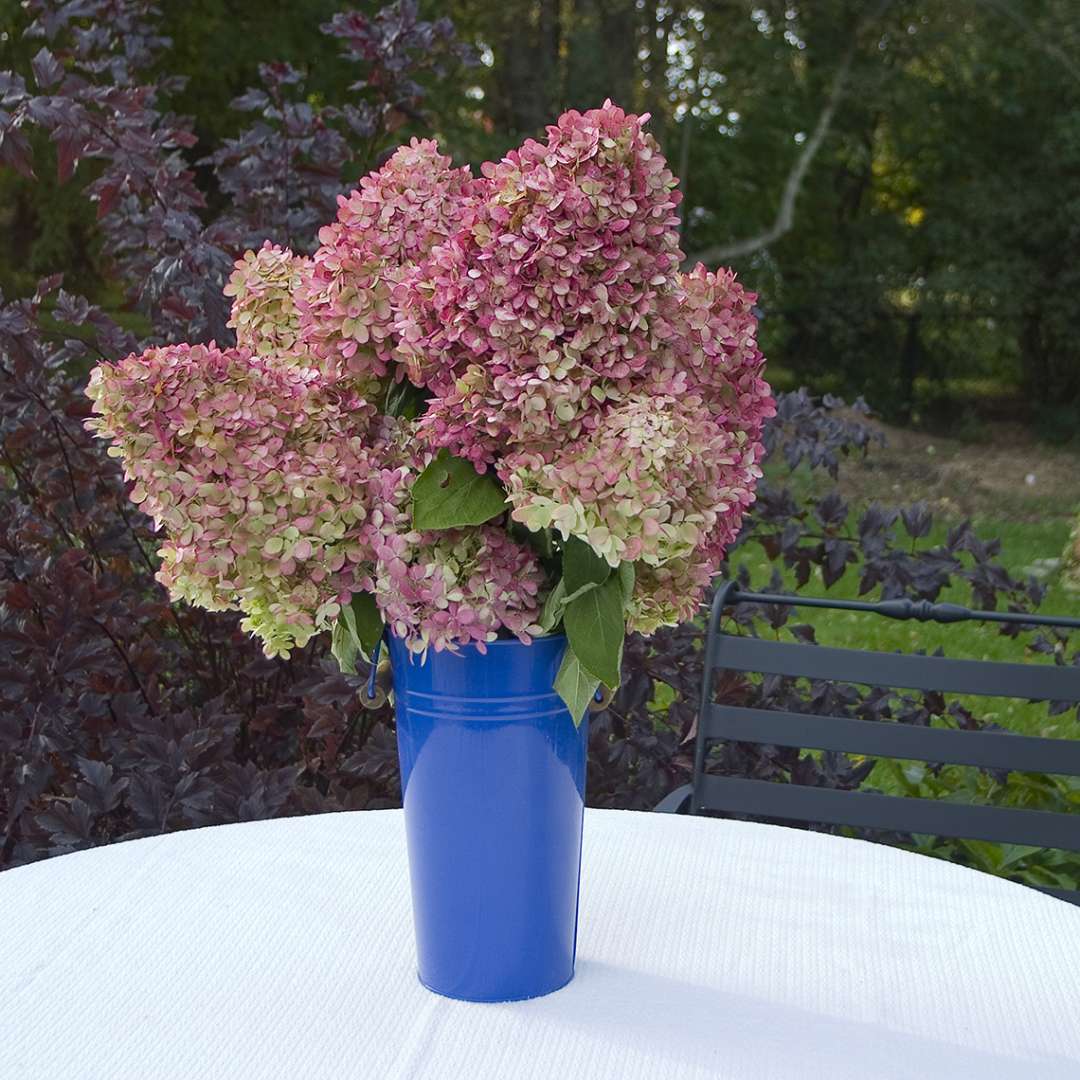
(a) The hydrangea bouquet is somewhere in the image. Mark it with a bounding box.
[87,102,774,720]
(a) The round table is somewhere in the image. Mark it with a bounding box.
[2,809,1078,1079]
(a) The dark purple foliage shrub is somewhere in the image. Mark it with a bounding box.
[1,0,1075,892]
[208,8,474,255]
[0,279,403,866]
[0,0,474,341]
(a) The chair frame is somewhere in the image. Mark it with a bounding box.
[657,581,1080,904]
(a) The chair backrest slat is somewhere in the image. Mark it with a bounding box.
[710,634,1080,701]
[706,704,1080,776]
[1035,886,1080,904]
[695,775,1080,852]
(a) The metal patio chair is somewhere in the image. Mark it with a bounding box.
[657,581,1080,904]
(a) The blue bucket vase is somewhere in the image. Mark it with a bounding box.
[388,631,589,1003]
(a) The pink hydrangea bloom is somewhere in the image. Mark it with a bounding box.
[295,138,479,394]
[373,523,546,656]
[394,100,683,466]
[223,241,309,359]
[500,390,763,568]
[655,263,775,441]
[86,102,774,657]
[352,429,545,655]
[86,342,385,655]
[627,557,716,634]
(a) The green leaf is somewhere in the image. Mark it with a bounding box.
[539,571,613,634]
[563,580,603,604]
[331,591,384,675]
[959,839,1006,873]
[617,561,635,603]
[411,449,507,530]
[997,843,1041,871]
[539,578,568,633]
[554,647,600,727]
[534,527,555,561]
[346,592,384,656]
[563,534,610,594]
[511,523,556,562]
[563,575,625,688]
[330,619,360,675]
[384,379,427,420]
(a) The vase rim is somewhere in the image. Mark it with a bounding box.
[387,630,567,648]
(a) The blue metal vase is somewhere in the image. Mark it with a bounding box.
[389,632,589,1003]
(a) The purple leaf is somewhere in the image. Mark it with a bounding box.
[31,47,64,89]
[0,121,36,179]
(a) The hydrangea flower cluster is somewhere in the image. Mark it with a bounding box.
[373,524,546,655]
[355,429,546,654]
[500,390,759,570]
[295,138,478,396]
[394,102,684,467]
[224,241,308,360]
[626,557,714,635]
[86,341,382,655]
[655,263,773,437]
[87,102,772,661]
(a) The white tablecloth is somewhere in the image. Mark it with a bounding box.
[2,808,1078,1079]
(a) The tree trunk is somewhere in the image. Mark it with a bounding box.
[640,0,667,142]
[564,0,637,113]
[490,0,563,137]
[898,312,923,424]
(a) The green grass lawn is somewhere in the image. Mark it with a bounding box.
[728,414,1080,739]
[732,515,1080,740]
